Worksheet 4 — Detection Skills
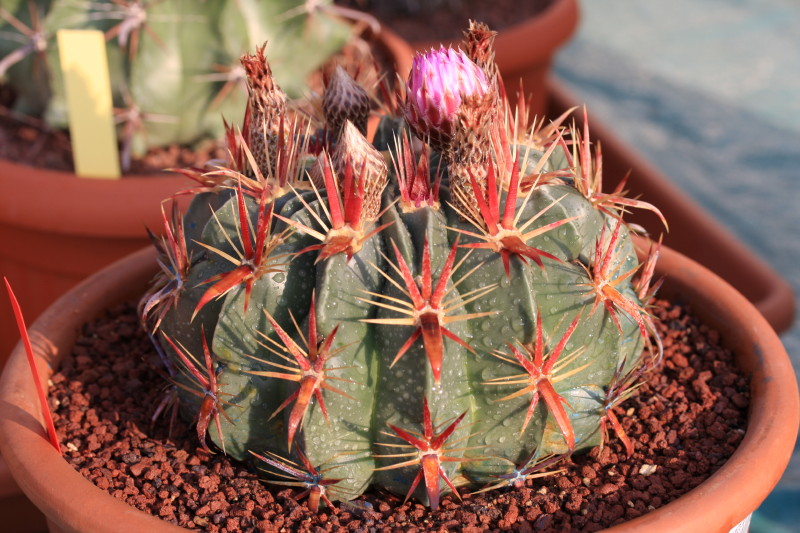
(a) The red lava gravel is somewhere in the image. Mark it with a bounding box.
[49,298,749,532]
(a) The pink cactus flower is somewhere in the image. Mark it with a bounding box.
[404,47,489,148]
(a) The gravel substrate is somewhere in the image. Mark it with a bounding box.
[49,298,748,532]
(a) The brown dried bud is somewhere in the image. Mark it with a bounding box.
[332,121,388,221]
[323,66,371,138]
[463,20,499,84]
[447,91,497,218]
[241,44,287,178]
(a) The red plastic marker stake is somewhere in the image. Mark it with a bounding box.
[4,278,62,454]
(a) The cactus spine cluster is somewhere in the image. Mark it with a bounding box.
[141,21,666,511]
[0,0,353,169]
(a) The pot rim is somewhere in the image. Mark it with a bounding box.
[0,158,192,239]
[0,241,796,533]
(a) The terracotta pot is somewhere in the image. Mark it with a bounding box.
[547,79,796,334]
[0,238,796,533]
[0,456,47,533]
[404,0,580,116]
[0,162,192,370]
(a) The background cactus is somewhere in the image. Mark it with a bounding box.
[0,0,354,169]
[141,21,666,511]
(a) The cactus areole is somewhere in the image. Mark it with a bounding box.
[141,22,667,512]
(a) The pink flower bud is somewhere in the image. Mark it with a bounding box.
[404,47,489,149]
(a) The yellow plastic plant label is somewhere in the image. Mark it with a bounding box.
[57,29,120,179]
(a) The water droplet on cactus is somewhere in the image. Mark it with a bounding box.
[272,272,286,283]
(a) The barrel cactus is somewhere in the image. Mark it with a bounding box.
[0,0,354,169]
[141,21,666,511]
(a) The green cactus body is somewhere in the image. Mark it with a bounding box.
[142,33,664,512]
[153,182,652,501]
[370,204,473,504]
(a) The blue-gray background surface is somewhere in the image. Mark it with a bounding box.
[553,2,799,531]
